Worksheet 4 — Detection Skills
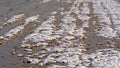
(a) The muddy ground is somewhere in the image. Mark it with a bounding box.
[0,0,120,68]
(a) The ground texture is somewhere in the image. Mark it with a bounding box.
[0,0,120,68]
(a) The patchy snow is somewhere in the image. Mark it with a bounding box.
[1,0,120,68]
[97,26,117,38]
[3,13,25,26]
[25,15,39,23]
[82,49,120,68]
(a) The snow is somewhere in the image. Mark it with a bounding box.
[25,15,39,23]
[3,13,25,26]
[82,49,120,68]
[97,26,117,38]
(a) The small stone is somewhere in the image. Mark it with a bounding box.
[27,61,31,64]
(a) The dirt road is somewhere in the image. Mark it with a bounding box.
[0,0,120,68]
